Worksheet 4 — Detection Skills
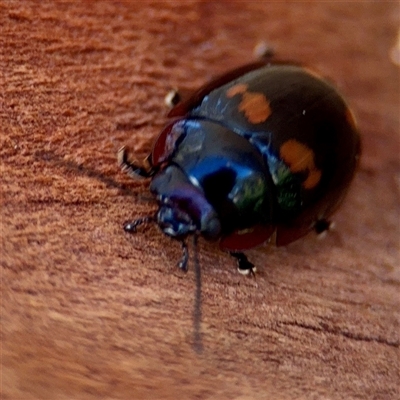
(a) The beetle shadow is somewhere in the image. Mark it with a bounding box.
[35,148,208,351]
[34,149,153,202]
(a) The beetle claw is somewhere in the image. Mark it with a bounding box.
[229,252,256,276]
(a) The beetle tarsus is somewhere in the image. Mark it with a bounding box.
[230,252,256,276]
[118,146,156,178]
[124,216,154,233]
[178,240,189,272]
[314,219,332,234]
[165,89,181,108]
[253,41,275,60]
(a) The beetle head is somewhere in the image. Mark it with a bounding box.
[156,203,197,238]
[150,165,221,240]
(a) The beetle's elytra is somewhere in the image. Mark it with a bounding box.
[119,60,361,273]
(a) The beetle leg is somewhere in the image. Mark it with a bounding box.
[118,146,157,178]
[253,41,275,60]
[164,89,181,108]
[178,240,189,272]
[314,219,332,234]
[124,216,155,233]
[315,219,336,240]
[229,252,256,276]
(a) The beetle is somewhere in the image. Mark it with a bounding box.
[118,60,361,274]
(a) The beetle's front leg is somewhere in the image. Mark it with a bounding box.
[118,146,157,179]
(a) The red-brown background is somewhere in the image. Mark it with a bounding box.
[1,2,399,399]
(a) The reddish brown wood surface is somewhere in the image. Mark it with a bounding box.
[1,2,399,399]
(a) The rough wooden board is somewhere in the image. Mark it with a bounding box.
[1,2,399,399]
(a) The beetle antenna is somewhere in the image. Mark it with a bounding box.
[123,216,156,233]
[178,240,189,271]
[192,234,203,353]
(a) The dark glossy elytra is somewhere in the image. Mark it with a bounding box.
[119,61,361,274]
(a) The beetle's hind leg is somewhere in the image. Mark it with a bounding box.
[118,146,157,179]
[314,219,333,235]
[229,252,256,276]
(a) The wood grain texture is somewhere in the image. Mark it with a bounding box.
[1,2,399,399]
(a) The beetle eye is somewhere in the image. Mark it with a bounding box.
[157,206,196,238]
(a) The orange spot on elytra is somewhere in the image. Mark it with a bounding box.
[226,84,248,98]
[280,139,322,189]
[239,92,271,124]
[226,84,271,124]
[303,169,322,189]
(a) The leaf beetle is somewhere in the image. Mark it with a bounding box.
[118,60,361,275]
